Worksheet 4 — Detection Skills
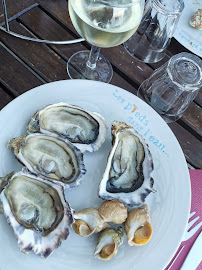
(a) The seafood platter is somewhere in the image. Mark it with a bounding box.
[0,80,191,270]
[0,102,154,259]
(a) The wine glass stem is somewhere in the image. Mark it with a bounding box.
[86,45,101,69]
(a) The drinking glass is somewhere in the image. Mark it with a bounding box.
[67,0,145,83]
[124,0,184,63]
[138,52,202,123]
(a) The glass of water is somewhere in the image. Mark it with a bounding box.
[124,0,184,63]
[138,52,202,123]
[67,0,145,83]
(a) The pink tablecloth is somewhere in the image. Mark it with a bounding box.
[165,170,202,270]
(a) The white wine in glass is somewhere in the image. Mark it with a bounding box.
[67,0,145,83]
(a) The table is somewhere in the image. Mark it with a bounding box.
[0,0,201,169]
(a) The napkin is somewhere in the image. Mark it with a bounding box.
[165,170,202,270]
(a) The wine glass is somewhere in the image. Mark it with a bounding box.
[67,0,145,83]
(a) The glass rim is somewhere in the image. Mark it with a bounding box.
[167,52,202,90]
[153,0,184,15]
[94,0,144,8]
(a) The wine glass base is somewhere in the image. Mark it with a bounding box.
[67,50,113,83]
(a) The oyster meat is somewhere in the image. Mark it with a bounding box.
[0,170,74,257]
[94,227,124,261]
[99,121,154,206]
[8,133,86,188]
[72,208,110,237]
[125,204,152,246]
[27,103,108,152]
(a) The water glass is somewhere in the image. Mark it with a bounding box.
[124,0,184,63]
[138,52,202,123]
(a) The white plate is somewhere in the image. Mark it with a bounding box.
[0,80,191,270]
[174,0,202,57]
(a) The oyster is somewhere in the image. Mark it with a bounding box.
[0,170,74,257]
[190,9,202,30]
[27,103,108,152]
[94,227,124,261]
[98,200,128,224]
[99,121,154,207]
[8,133,86,188]
[125,205,152,246]
[72,208,110,237]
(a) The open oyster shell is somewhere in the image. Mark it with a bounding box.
[190,9,202,30]
[0,200,3,214]
[27,103,108,153]
[99,121,154,207]
[72,208,110,237]
[8,133,86,188]
[125,205,152,246]
[94,227,124,261]
[0,170,74,258]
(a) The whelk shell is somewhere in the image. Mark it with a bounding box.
[94,227,124,261]
[125,204,152,246]
[72,208,110,237]
[98,200,128,224]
